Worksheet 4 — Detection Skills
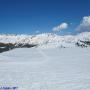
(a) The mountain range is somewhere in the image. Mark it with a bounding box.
[0,32,90,53]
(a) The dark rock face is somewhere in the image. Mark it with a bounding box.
[0,43,37,53]
[0,43,15,53]
[75,40,90,48]
[75,42,87,48]
[80,41,90,45]
[0,47,9,53]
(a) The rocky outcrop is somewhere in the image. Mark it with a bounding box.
[75,40,90,48]
[0,43,37,53]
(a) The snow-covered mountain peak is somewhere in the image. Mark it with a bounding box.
[0,32,90,48]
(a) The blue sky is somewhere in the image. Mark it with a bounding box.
[0,0,90,35]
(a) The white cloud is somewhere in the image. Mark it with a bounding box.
[53,23,68,32]
[76,16,90,32]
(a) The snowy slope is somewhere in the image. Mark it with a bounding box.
[0,32,90,90]
[0,32,90,48]
[0,47,90,90]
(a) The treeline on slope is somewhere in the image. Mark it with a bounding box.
[75,40,90,47]
[0,43,37,53]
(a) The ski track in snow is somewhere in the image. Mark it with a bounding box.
[0,47,90,90]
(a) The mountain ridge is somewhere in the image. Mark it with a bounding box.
[0,32,90,50]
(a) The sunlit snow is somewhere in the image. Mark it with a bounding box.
[0,47,90,90]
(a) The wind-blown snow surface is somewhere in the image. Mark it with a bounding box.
[0,47,90,90]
